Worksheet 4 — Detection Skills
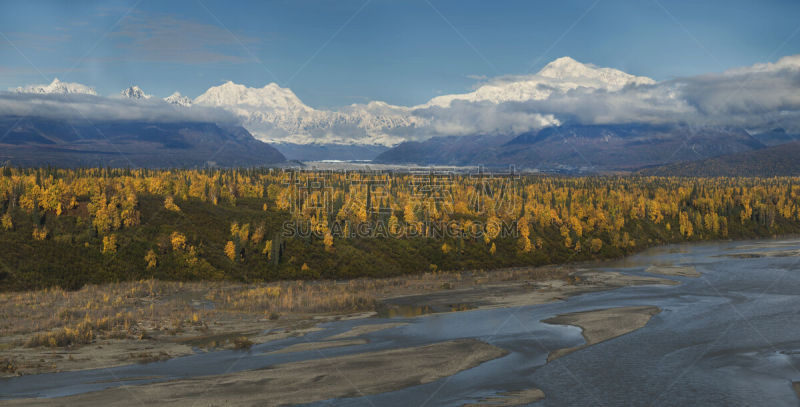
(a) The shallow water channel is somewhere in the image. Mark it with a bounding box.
[3,238,800,406]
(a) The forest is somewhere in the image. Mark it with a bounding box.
[1,166,800,291]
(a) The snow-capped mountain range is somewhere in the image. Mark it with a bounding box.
[163,92,192,107]
[14,78,97,96]
[120,85,151,100]
[186,57,653,145]
[5,57,659,146]
[12,55,800,147]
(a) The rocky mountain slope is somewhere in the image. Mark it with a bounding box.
[0,116,285,168]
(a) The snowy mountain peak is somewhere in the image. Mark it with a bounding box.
[194,81,310,112]
[538,56,589,77]
[191,81,419,146]
[164,92,192,107]
[423,56,655,109]
[14,78,97,95]
[120,86,151,100]
[538,56,655,86]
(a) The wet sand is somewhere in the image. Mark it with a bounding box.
[463,388,546,406]
[327,322,408,339]
[723,249,800,258]
[263,338,367,355]
[0,338,195,377]
[645,265,701,278]
[543,306,661,362]
[383,270,675,312]
[6,339,507,407]
[0,318,323,378]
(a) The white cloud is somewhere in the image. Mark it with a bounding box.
[0,91,237,124]
[6,55,800,145]
[407,54,800,138]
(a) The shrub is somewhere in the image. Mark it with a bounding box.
[102,234,118,254]
[32,226,49,241]
[225,241,237,261]
[1,213,12,231]
[164,196,181,212]
[233,336,253,350]
[1,358,16,373]
[145,249,158,269]
[26,321,94,348]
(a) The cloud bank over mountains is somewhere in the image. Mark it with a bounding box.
[1,81,237,125]
[5,55,800,146]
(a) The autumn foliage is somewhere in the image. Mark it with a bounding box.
[1,166,800,291]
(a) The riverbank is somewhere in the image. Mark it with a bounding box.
[0,263,679,378]
[8,237,800,406]
[4,339,508,406]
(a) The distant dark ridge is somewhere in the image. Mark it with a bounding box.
[0,116,285,168]
[639,141,800,177]
[272,142,389,161]
[374,124,766,172]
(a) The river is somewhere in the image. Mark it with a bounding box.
[3,237,800,406]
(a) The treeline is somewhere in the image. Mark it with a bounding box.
[1,166,799,291]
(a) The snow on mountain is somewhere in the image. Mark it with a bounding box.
[191,57,656,145]
[422,57,655,108]
[164,92,192,107]
[13,78,97,96]
[7,57,660,146]
[194,81,312,112]
[193,81,419,145]
[120,86,151,100]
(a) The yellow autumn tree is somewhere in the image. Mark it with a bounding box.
[1,213,12,231]
[517,218,532,253]
[388,214,400,235]
[518,235,532,253]
[185,245,199,266]
[145,249,158,269]
[251,223,265,244]
[170,231,187,251]
[485,216,501,240]
[224,240,237,261]
[102,234,118,254]
[590,238,603,253]
[441,242,451,254]
[262,240,273,259]
[32,226,48,241]
[238,223,250,243]
[164,196,181,212]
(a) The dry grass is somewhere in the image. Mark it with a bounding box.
[26,321,94,348]
[0,265,571,348]
[0,280,212,344]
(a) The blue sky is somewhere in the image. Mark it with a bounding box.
[2,0,800,108]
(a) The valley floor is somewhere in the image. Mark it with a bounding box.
[0,263,680,406]
[0,264,674,378]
